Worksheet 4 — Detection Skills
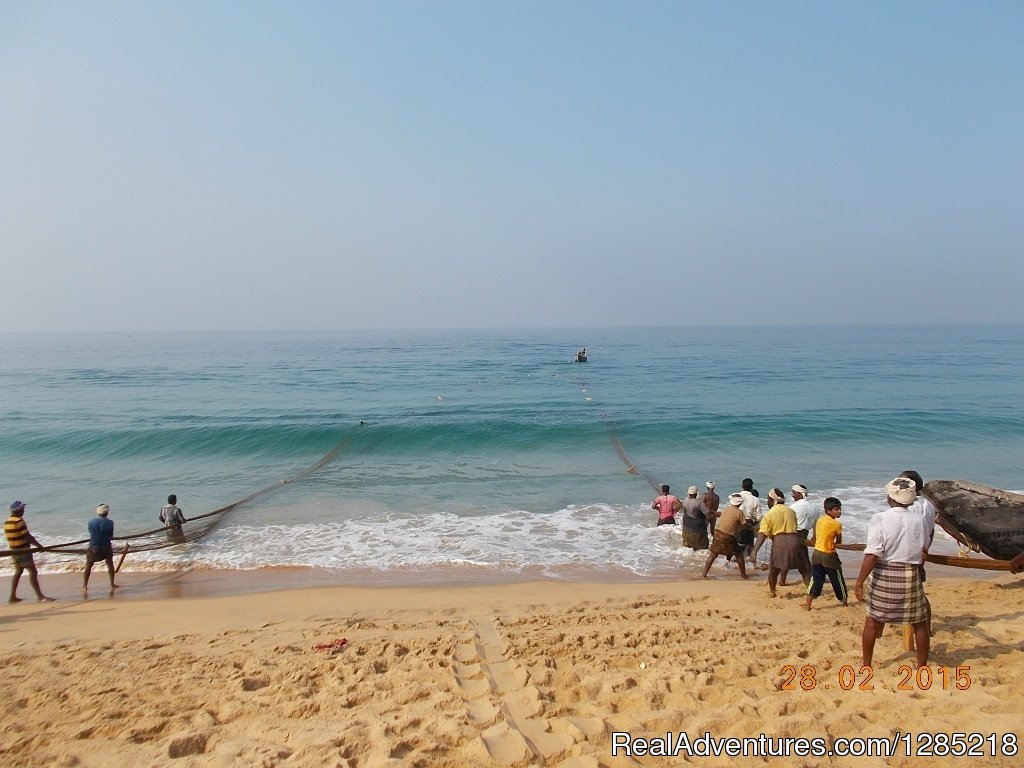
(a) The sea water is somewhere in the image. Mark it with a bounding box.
[2,324,1022,583]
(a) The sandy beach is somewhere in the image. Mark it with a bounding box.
[2,568,1021,768]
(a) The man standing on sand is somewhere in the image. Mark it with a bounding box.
[900,470,936,636]
[83,504,118,593]
[680,486,708,550]
[652,485,682,526]
[5,500,54,603]
[701,493,749,579]
[159,494,187,543]
[701,482,720,536]
[750,488,811,597]
[854,477,930,669]
[781,484,816,586]
[738,478,761,560]
[805,497,847,610]
[790,485,816,542]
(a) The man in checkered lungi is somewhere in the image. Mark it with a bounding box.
[854,477,930,668]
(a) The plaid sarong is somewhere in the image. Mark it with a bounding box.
[681,528,709,550]
[864,561,928,624]
[709,529,740,557]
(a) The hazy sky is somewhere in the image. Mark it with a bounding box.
[2,1,1022,332]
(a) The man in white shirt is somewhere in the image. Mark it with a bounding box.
[782,484,815,586]
[738,478,761,561]
[790,485,816,539]
[854,477,930,668]
[900,470,936,551]
[899,470,936,637]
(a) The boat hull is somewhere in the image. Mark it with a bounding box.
[923,480,1024,562]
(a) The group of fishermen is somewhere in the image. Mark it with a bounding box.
[653,471,939,668]
[4,494,187,602]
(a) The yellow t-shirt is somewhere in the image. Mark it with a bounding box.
[813,515,842,554]
[758,503,798,537]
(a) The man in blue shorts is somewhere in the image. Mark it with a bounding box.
[83,503,119,593]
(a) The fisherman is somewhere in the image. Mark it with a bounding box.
[781,484,815,586]
[700,493,749,579]
[805,497,847,610]
[652,485,682,526]
[750,488,811,597]
[854,477,930,668]
[900,470,936,635]
[158,494,187,544]
[701,481,720,536]
[5,500,54,603]
[83,503,118,593]
[679,486,708,550]
[738,478,761,560]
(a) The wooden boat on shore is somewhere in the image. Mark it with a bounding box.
[924,480,1024,565]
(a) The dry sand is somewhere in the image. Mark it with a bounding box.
[1,568,1021,767]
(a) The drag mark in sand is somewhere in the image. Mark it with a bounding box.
[456,616,601,766]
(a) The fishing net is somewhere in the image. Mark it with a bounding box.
[2,427,360,561]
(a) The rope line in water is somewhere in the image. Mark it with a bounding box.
[569,365,660,494]
[1,426,362,561]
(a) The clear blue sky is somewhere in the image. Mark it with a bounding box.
[2,1,1022,331]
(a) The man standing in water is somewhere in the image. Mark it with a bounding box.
[652,485,682,526]
[5,500,54,603]
[854,477,930,668]
[680,486,708,549]
[701,482,720,536]
[83,503,118,593]
[159,494,187,543]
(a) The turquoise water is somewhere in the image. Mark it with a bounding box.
[2,324,1022,582]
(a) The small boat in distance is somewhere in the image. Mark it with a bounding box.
[576,348,588,363]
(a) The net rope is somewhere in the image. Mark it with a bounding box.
[2,427,360,561]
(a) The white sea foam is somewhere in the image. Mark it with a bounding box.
[45,483,972,584]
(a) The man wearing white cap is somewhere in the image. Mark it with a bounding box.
[750,489,811,597]
[83,504,118,593]
[781,484,816,586]
[854,477,930,668]
[679,486,708,550]
[701,482,720,536]
[700,493,749,579]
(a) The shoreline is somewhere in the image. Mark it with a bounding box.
[8,547,1005,604]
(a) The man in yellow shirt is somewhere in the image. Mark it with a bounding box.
[750,488,811,597]
[805,497,847,610]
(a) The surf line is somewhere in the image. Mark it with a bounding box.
[1,423,372,567]
[569,368,661,494]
